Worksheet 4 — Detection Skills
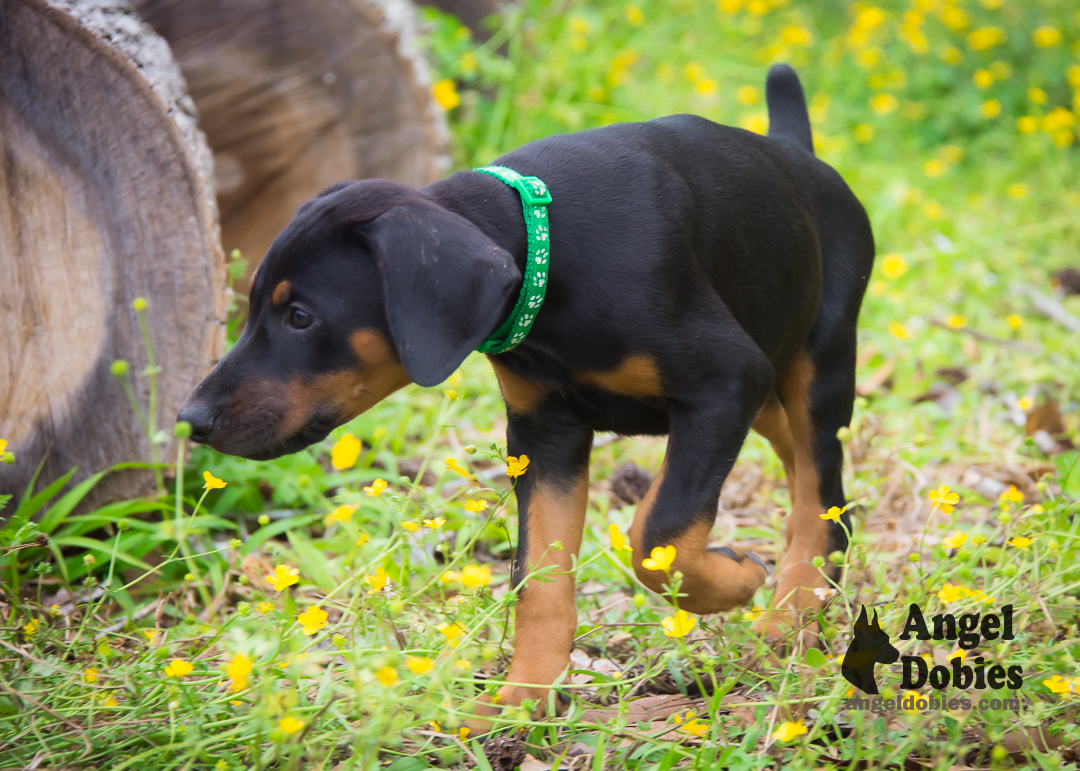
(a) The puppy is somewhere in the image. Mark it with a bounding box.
[179,64,874,728]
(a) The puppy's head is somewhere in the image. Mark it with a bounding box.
[178,179,519,460]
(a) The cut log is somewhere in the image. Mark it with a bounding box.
[0,0,226,507]
[132,0,450,292]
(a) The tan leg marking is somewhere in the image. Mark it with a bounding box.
[762,350,832,647]
[752,395,797,490]
[628,463,767,615]
[576,353,665,398]
[470,475,589,731]
[490,359,547,415]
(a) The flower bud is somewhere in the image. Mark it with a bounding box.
[110,359,129,377]
[174,421,192,438]
[131,297,148,311]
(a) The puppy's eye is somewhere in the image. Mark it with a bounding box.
[287,307,313,329]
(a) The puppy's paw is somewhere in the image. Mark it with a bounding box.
[464,684,568,736]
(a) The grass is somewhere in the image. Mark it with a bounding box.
[3,0,1080,768]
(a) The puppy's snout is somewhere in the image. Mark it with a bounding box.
[177,399,218,445]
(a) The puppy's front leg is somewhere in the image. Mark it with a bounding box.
[469,382,592,732]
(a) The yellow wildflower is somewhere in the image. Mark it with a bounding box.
[423,517,446,530]
[445,458,477,482]
[881,253,908,279]
[331,434,362,470]
[922,201,944,219]
[1028,504,1043,514]
[1000,485,1023,504]
[889,321,911,340]
[324,505,355,526]
[265,564,300,592]
[870,93,897,115]
[967,27,1005,52]
[624,4,644,26]
[443,389,458,401]
[437,622,464,645]
[740,113,768,134]
[924,159,947,178]
[22,619,38,636]
[1028,87,1048,105]
[676,713,709,737]
[737,86,761,106]
[84,668,98,684]
[459,727,471,741]
[406,656,434,675]
[780,25,813,47]
[1007,183,1028,200]
[938,584,965,603]
[363,478,387,497]
[980,99,1001,119]
[973,69,993,89]
[772,720,808,742]
[820,506,843,522]
[401,521,420,532]
[940,6,968,30]
[941,531,967,549]
[641,545,676,571]
[454,658,472,671]
[280,716,304,735]
[356,533,370,546]
[929,485,959,513]
[459,564,491,588]
[661,609,697,638]
[433,79,460,110]
[742,605,764,622]
[163,658,193,678]
[972,534,987,545]
[375,666,399,686]
[946,314,966,330]
[365,567,390,593]
[202,471,226,490]
[1007,536,1033,550]
[464,499,489,513]
[609,523,633,552]
[49,604,61,617]
[1017,116,1037,134]
[228,653,253,692]
[506,455,530,478]
[854,123,875,144]
[949,648,965,664]
[459,51,477,76]
[101,695,118,708]
[298,605,328,635]
[1032,26,1061,48]
[1006,314,1023,330]
[257,601,274,614]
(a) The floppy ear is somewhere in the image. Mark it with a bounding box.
[364,203,520,387]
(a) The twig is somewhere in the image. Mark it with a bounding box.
[928,318,1041,353]
[1014,282,1080,332]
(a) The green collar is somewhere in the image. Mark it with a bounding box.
[473,165,552,354]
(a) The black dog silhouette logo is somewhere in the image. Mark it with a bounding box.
[842,606,900,694]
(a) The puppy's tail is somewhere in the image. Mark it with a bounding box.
[765,64,814,154]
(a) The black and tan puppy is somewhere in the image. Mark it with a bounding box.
[179,64,874,727]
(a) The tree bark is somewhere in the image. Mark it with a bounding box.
[0,0,226,508]
[132,0,451,291]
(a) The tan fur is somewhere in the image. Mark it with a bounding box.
[577,354,665,398]
[470,475,589,730]
[628,463,767,615]
[761,350,832,647]
[491,359,547,415]
[271,279,291,306]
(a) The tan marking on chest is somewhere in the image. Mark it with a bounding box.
[490,360,546,414]
[577,354,665,398]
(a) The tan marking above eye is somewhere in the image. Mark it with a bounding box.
[577,353,665,398]
[271,280,291,306]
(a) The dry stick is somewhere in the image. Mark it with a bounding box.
[928,318,1041,353]
[0,677,93,759]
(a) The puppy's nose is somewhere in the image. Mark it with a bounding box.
[177,400,217,444]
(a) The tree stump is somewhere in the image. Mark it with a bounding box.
[132,0,450,291]
[0,0,226,506]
